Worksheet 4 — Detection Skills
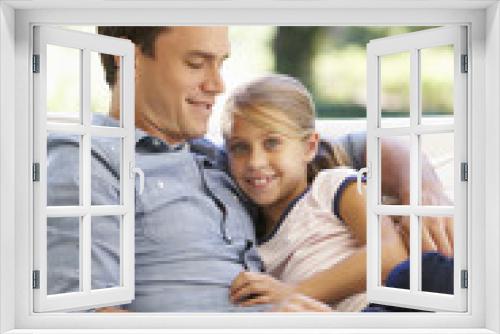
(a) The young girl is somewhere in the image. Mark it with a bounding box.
[222,74,408,312]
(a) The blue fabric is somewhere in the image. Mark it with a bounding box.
[363,252,454,312]
[384,251,454,294]
[47,115,265,312]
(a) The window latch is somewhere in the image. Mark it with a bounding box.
[356,163,370,194]
[130,162,145,195]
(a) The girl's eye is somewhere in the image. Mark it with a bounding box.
[263,137,280,150]
[229,142,250,155]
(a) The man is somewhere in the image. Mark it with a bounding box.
[47,26,452,312]
[49,26,266,312]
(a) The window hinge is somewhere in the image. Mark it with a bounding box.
[32,270,40,289]
[32,54,40,73]
[33,163,40,182]
[461,269,468,289]
[461,162,468,182]
[461,54,468,73]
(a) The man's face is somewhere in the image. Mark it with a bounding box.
[135,27,229,143]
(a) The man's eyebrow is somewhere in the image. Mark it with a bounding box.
[185,50,230,61]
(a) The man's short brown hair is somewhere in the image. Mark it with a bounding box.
[97,26,170,87]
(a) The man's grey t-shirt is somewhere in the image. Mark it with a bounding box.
[47,115,264,312]
[333,132,366,171]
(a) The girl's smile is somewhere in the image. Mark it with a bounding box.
[227,113,318,225]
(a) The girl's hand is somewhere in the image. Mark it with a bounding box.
[230,271,295,306]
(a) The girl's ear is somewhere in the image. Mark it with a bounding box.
[304,132,320,163]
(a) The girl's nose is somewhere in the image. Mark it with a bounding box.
[248,147,268,169]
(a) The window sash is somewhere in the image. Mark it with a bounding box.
[366,26,468,312]
[32,26,136,312]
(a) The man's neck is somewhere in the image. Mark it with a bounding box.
[110,92,187,146]
[135,113,187,146]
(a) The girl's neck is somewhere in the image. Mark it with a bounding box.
[261,207,284,238]
[260,182,309,239]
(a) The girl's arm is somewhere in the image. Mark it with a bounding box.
[292,182,408,304]
[230,182,408,306]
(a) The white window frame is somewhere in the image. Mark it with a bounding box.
[365,26,467,312]
[32,26,136,312]
[0,1,499,333]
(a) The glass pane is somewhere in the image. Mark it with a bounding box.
[47,133,81,206]
[91,137,122,205]
[421,45,454,126]
[380,136,410,205]
[91,51,120,127]
[380,52,410,128]
[420,216,454,294]
[47,44,81,124]
[91,215,121,290]
[420,133,454,204]
[47,217,80,295]
[380,215,409,290]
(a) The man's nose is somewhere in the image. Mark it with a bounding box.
[202,67,225,95]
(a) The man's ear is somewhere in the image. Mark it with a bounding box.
[130,45,145,82]
[113,54,121,69]
[305,132,320,163]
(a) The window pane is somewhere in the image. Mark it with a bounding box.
[47,134,81,206]
[380,215,410,290]
[420,216,454,294]
[91,51,120,127]
[91,215,121,290]
[420,45,454,126]
[47,217,80,295]
[91,137,122,205]
[380,52,410,128]
[47,44,81,124]
[380,136,410,205]
[420,133,454,204]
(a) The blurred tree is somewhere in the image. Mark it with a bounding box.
[326,26,431,48]
[273,26,442,119]
[274,26,320,90]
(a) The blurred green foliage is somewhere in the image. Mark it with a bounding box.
[273,26,453,119]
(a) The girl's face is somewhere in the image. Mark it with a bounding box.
[227,112,318,215]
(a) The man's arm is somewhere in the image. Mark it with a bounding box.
[331,132,453,256]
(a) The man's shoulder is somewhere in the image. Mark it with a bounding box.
[48,132,120,174]
[189,138,228,169]
[331,131,367,170]
[332,130,366,146]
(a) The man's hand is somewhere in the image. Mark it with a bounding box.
[272,293,332,312]
[399,190,454,257]
[230,271,295,306]
[380,216,409,282]
[379,136,454,257]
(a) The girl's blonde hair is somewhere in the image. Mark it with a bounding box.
[222,74,315,140]
[222,74,350,183]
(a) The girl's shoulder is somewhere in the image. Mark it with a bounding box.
[310,167,358,210]
[312,167,358,187]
